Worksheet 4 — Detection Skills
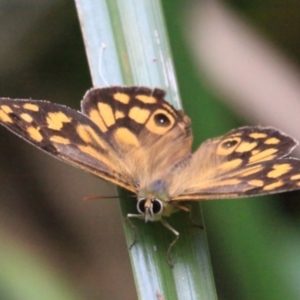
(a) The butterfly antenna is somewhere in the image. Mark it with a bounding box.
[188,205,204,228]
[126,216,138,249]
[84,194,136,201]
[177,203,204,228]
[98,43,110,87]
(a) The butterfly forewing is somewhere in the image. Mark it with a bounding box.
[170,126,300,200]
[0,98,135,192]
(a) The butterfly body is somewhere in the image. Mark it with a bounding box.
[1,86,300,265]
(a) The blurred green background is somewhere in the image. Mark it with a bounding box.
[1,0,300,299]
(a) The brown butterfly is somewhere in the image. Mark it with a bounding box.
[0,86,300,266]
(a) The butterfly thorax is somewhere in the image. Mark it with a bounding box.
[137,179,177,222]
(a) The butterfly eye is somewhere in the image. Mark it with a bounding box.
[137,198,146,213]
[152,199,163,214]
[154,113,171,127]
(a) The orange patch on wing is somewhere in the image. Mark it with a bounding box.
[114,127,139,147]
[240,166,263,177]
[1,105,12,114]
[235,141,257,152]
[98,103,115,127]
[76,125,92,143]
[20,113,33,123]
[249,132,267,139]
[264,138,280,145]
[128,107,150,124]
[85,126,107,149]
[50,135,70,144]
[89,109,107,132]
[219,158,242,170]
[267,164,292,178]
[135,95,157,104]
[115,110,125,119]
[23,103,39,111]
[249,148,278,163]
[27,126,43,142]
[46,112,72,130]
[0,110,12,123]
[263,181,283,191]
[291,174,300,180]
[248,180,264,187]
[113,93,130,104]
[76,124,107,149]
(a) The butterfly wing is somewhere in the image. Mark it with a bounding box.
[169,126,300,200]
[0,97,136,192]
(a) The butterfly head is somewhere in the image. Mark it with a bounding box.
[137,179,172,222]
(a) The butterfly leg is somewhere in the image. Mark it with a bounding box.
[126,214,144,249]
[160,218,179,268]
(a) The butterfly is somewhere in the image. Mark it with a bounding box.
[1,86,300,266]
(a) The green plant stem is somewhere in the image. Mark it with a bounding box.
[75,0,217,299]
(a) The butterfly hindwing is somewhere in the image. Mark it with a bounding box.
[81,86,192,147]
[170,126,300,200]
